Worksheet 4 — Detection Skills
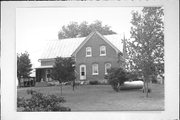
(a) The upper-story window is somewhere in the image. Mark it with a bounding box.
[86,47,92,57]
[92,64,99,75]
[105,63,111,74]
[100,46,106,56]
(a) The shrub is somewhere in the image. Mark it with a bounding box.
[47,81,60,86]
[105,67,128,92]
[89,80,99,85]
[98,79,108,85]
[151,75,158,83]
[17,90,71,111]
[74,81,81,85]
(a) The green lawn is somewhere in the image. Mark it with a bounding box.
[17,84,164,111]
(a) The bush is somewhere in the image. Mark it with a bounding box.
[105,67,128,92]
[89,80,99,85]
[98,79,108,85]
[17,90,71,111]
[47,81,60,86]
[126,72,139,81]
[63,81,72,85]
[151,75,158,83]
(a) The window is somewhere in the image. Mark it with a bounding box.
[100,46,106,56]
[86,47,92,57]
[105,63,111,74]
[92,64,98,75]
[80,65,86,80]
[81,67,85,76]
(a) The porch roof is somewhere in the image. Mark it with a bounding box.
[35,65,53,69]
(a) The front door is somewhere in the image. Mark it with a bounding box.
[80,65,86,80]
[45,69,51,82]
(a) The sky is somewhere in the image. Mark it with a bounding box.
[16,7,142,68]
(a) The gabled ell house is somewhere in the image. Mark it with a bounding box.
[36,31,125,82]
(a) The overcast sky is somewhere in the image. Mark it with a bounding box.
[16,7,142,68]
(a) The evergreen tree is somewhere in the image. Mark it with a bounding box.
[17,51,32,86]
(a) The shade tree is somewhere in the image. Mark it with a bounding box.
[126,7,164,97]
[51,57,76,95]
[58,20,116,39]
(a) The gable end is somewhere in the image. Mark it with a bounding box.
[71,31,120,57]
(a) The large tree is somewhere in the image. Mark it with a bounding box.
[126,7,164,97]
[58,20,116,39]
[17,51,32,86]
[51,57,75,95]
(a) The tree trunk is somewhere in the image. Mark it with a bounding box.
[144,75,149,97]
[59,80,62,96]
[146,80,149,97]
[143,78,146,93]
[72,80,75,91]
[117,82,120,92]
[61,83,62,96]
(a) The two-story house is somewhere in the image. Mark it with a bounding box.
[36,31,125,83]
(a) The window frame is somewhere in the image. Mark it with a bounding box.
[100,45,106,56]
[86,47,92,57]
[105,63,111,74]
[92,64,99,75]
[80,64,86,80]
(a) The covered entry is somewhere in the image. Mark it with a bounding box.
[35,66,53,82]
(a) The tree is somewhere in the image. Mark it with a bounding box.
[17,51,32,86]
[58,20,116,39]
[127,7,164,97]
[51,57,75,95]
[105,67,128,92]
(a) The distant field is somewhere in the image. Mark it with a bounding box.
[17,84,164,111]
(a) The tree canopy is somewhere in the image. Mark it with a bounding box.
[51,57,75,82]
[105,67,128,92]
[58,20,116,39]
[51,57,76,94]
[17,52,32,85]
[126,7,164,97]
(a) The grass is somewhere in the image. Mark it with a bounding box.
[17,84,164,111]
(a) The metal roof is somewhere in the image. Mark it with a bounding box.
[40,33,124,60]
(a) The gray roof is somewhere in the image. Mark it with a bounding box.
[40,33,124,60]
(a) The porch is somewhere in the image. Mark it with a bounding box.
[35,66,53,82]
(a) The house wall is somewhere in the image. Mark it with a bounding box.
[75,33,122,81]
